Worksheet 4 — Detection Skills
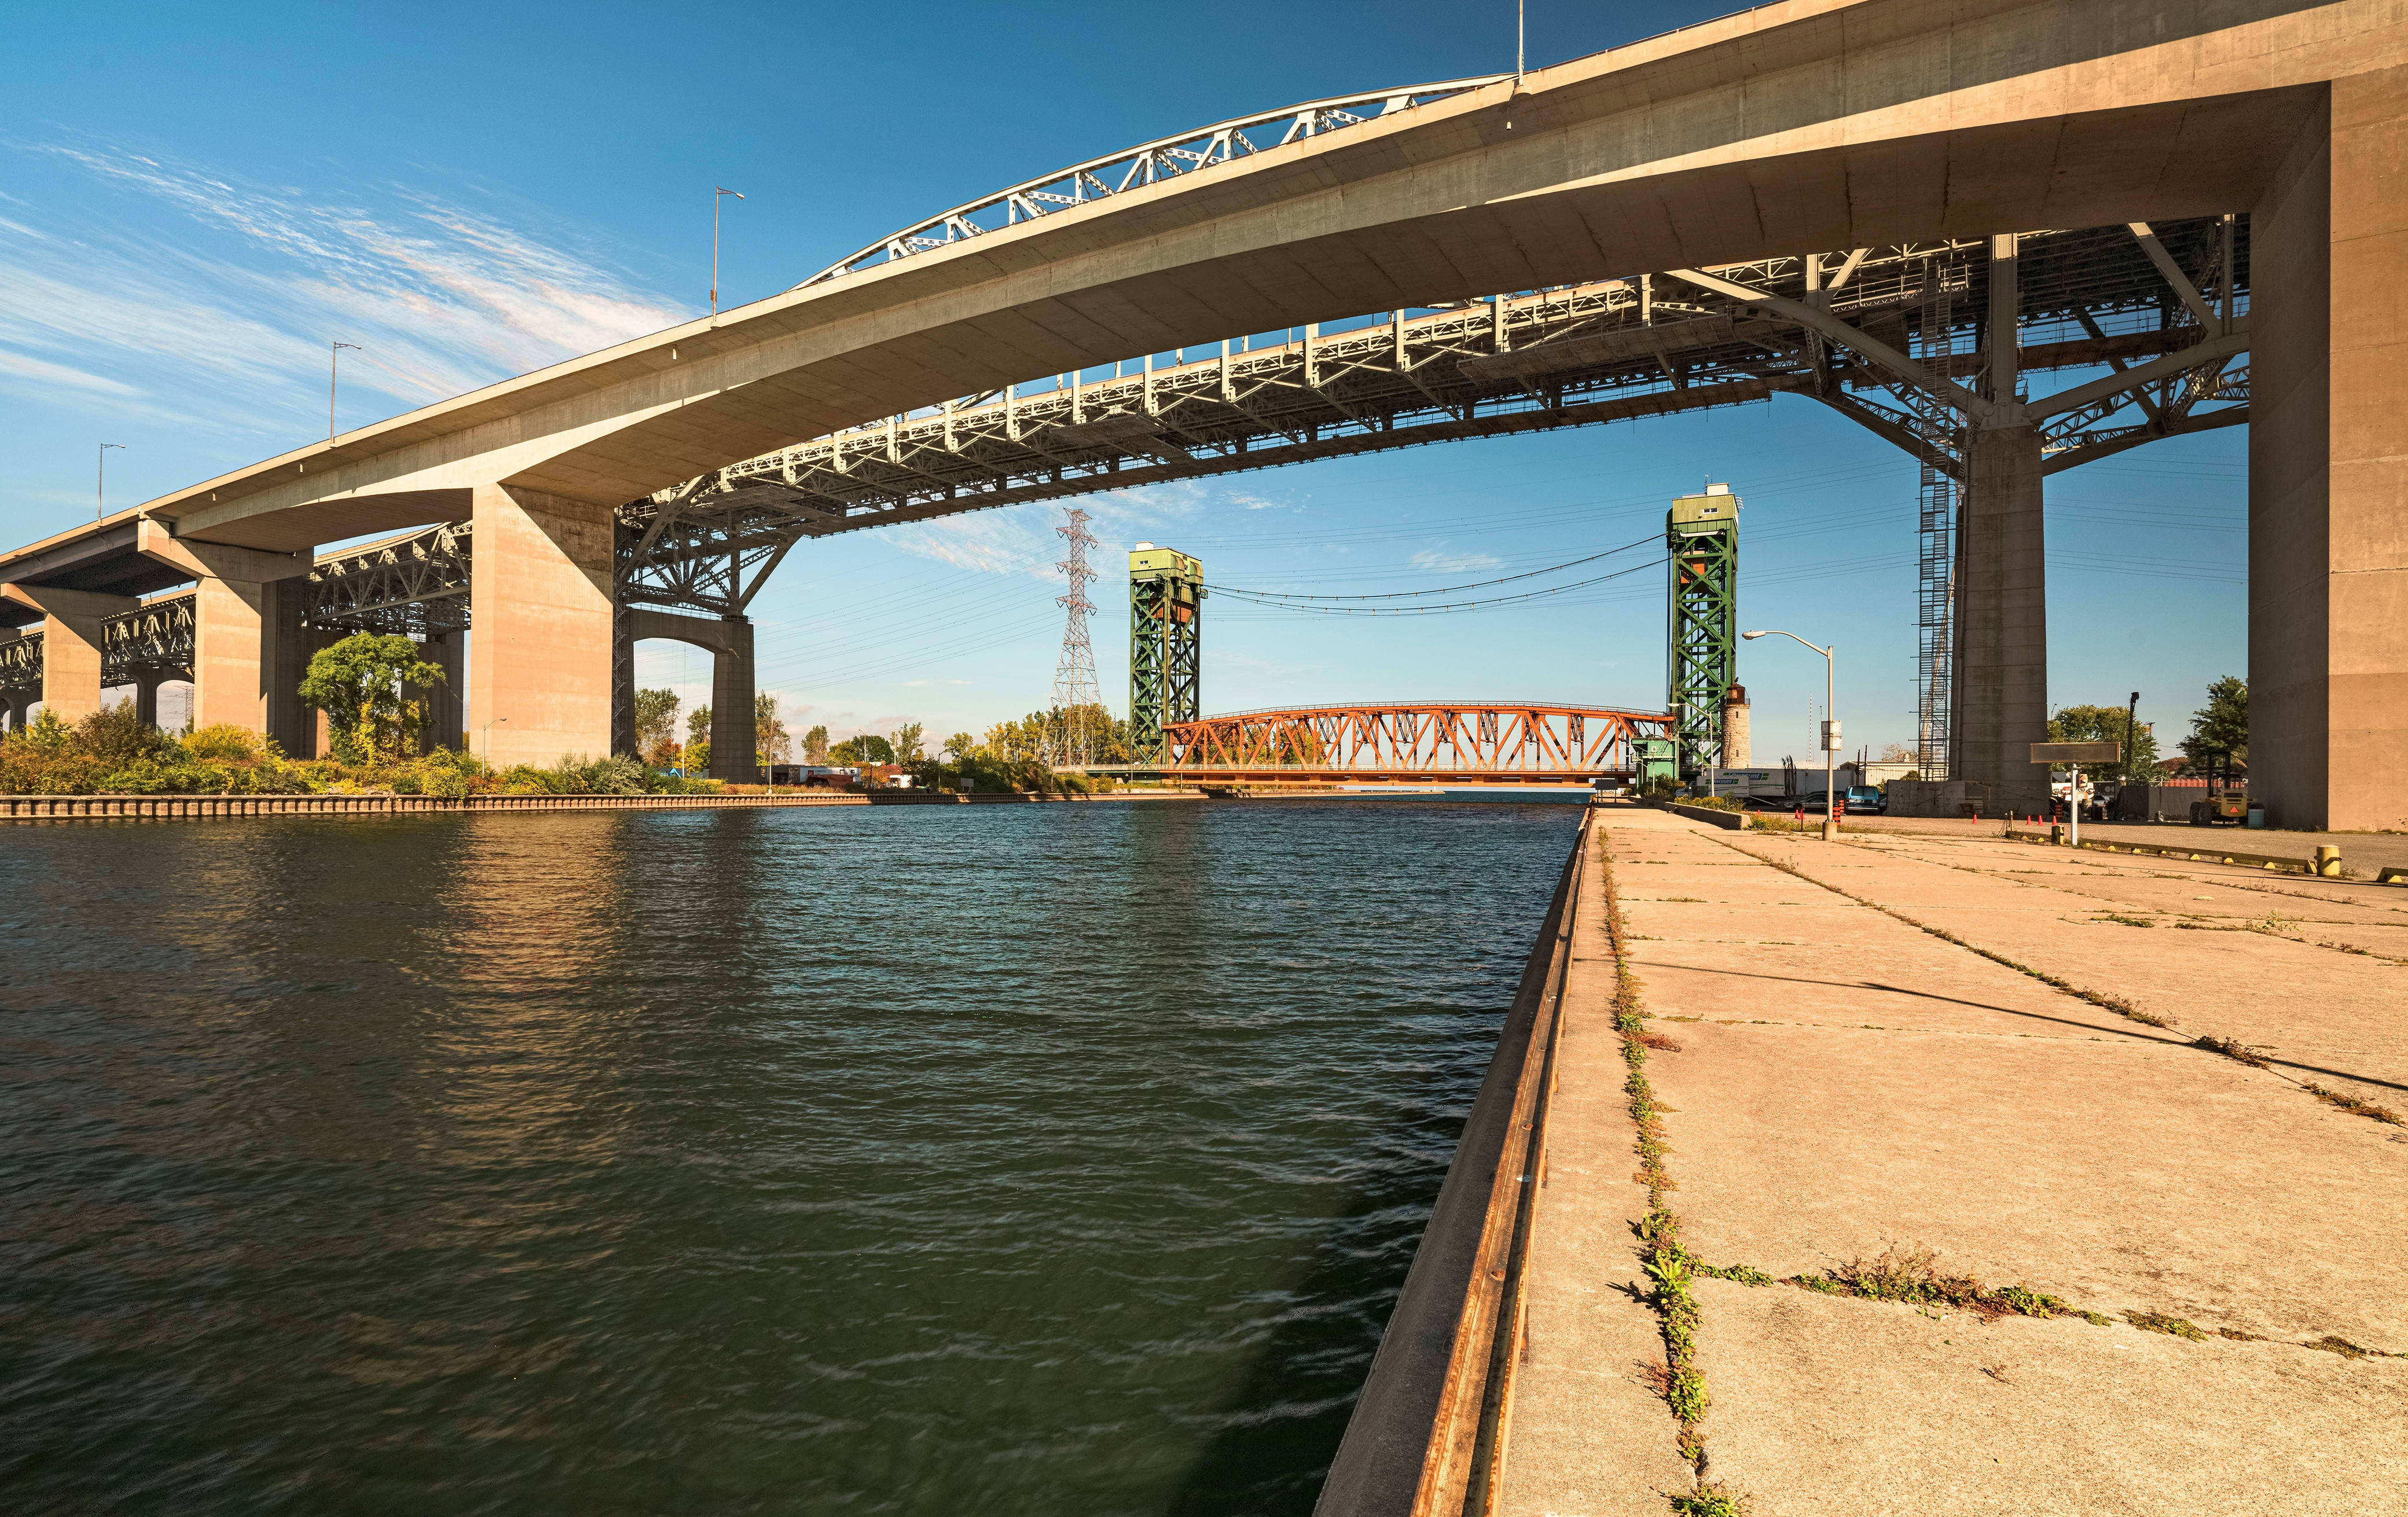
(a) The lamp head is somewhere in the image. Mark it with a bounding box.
[1741,630,1765,640]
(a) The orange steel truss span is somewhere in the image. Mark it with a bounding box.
[1163,702,1673,782]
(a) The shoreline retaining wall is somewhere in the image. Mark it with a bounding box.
[0,791,870,822]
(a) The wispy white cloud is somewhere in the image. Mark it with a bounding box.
[0,139,688,439]
[1411,547,1501,573]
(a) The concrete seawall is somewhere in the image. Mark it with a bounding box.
[1315,808,1591,1516]
[0,791,869,822]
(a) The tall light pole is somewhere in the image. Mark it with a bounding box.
[97,442,124,519]
[711,186,744,316]
[329,341,360,441]
[1743,628,1839,841]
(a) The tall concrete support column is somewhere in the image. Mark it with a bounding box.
[0,584,137,726]
[2251,69,2408,833]
[418,632,465,752]
[1951,425,2050,819]
[611,603,637,758]
[135,521,314,749]
[133,671,168,729]
[709,617,757,782]
[468,482,615,768]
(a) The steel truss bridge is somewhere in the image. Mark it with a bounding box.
[610,217,2245,621]
[1156,702,1673,785]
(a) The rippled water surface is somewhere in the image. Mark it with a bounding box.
[1,800,1577,1515]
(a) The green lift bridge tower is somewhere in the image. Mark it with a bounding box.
[1129,544,1203,761]
[1666,485,1740,774]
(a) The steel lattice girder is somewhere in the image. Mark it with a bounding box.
[616,219,2247,604]
[1162,702,1674,778]
[101,593,196,683]
[793,75,1508,289]
[0,629,39,696]
[306,522,471,636]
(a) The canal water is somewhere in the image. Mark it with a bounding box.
[0,801,1577,1516]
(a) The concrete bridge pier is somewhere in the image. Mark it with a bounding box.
[1951,424,2050,820]
[417,631,464,752]
[134,521,314,749]
[621,607,755,781]
[0,584,137,726]
[468,483,615,770]
[2250,65,2408,833]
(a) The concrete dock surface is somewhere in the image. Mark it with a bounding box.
[1499,805,2407,1516]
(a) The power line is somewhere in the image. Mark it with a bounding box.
[1203,532,1660,602]
[1208,554,1668,616]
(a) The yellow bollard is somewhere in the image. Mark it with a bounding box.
[2316,845,2341,878]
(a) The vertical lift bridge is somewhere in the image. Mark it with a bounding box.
[1666,485,1739,775]
[1129,544,1203,761]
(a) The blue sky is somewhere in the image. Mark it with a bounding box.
[0,1,2245,757]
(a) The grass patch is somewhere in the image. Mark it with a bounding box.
[2303,1084,2405,1125]
[2095,913,2156,928]
[2126,1311,2209,1341]
[1791,1244,2099,1324]
[2219,1327,2267,1342]
[2192,1035,2272,1069]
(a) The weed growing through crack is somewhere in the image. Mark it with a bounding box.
[2301,1336,2404,1360]
[2304,1084,2405,1125]
[2097,913,2157,928]
[2192,1035,2272,1068]
[1793,1244,2103,1324]
[2126,1311,2210,1341]
[1736,850,2173,1028]
[2218,1328,2266,1342]
[1601,829,1755,1515]
[1667,1484,1752,1516]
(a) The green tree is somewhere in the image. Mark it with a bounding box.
[756,692,791,767]
[852,734,896,766]
[942,731,979,761]
[2047,703,2161,783]
[891,721,926,765]
[802,724,831,764]
[2181,676,2247,775]
[687,706,711,750]
[635,688,681,763]
[298,633,445,760]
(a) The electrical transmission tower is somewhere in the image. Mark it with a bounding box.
[1049,507,1102,765]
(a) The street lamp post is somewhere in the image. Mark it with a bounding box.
[1743,628,1839,841]
[97,442,124,519]
[711,186,744,316]
[478,716,507,765]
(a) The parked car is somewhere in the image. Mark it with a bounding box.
[1844,785,1886,816]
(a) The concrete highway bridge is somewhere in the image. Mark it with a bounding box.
[1,0,2400,827]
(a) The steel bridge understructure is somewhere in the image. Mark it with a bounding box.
[7,222,2248,782]
[1156,702,1674,785]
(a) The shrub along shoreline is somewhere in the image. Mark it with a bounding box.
[0,705,717,799]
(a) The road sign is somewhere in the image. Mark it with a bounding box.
[2029,741,2120,763]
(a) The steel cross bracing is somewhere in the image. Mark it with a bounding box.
[306,523,471,637]
[792,76,1509,289]
[1162,702,1674,779]
[618,218,2249,619]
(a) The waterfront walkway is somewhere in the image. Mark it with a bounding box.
[1502,806,2408,1515]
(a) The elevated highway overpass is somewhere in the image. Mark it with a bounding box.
[1,0,2401,827]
